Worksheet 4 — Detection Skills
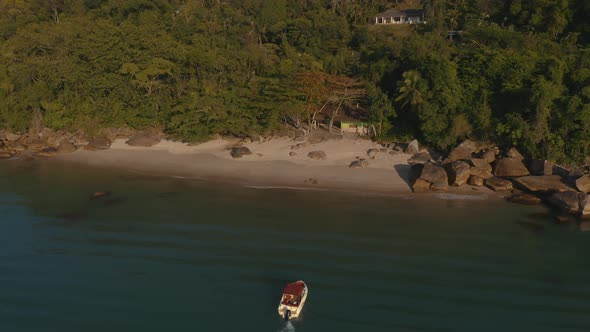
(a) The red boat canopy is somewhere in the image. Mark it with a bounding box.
[282,282,305,296]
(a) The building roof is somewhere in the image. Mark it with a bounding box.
[375,9,424,18]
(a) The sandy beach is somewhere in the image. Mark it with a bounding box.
[53,137,496,198]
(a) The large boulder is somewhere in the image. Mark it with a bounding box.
[547,191,585,215]
[581,195,590,219]
[407,152,432,166]
[507,148,524,160]
[513,175,575,193]
[528,159,553,176]
[493,158,530,177]
[445,161,471,187]
[57,141,77,154]
[307,150,327,160]
[230,146,252,158]
[84,137,111,151]
[485,177,513,191]
[125,134,160,147]
[576,175,590,194]
[468,158,492,172]
[447,140,476,162]
[410,163,448,192]
[26,140,46,153]
[405,139,419,155]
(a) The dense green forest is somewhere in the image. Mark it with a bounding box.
[0,0,589,163]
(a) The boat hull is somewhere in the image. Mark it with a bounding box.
[277,281,308,320]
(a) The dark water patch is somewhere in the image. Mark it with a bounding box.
[515,220,545,233]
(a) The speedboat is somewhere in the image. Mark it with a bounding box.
[277,280,308,321]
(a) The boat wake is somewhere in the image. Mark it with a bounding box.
[277,321,295,332]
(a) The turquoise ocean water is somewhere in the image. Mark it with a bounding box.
[1,159,589,332]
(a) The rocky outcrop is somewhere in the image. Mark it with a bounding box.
[84,137,111,151]
[445,161,471,187]
[307,150,327,160]
[507,148,524,160]
[513,175,575,193]
[405,139,419,155]
[230,146,252,158]
[407,152,432,166]
[528,159,553,176]
[410,163,448,192]
[576,175,590,194]
[485,177,513,191]
[447,140,476,162]
[506,193,542,205]
[125,134,160,147]
[349,159,369,168]
[493,158,530,177]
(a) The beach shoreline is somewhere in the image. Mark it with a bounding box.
[48,137,500,200]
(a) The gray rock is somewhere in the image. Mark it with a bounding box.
[445,161,471,187]
[482,150,496,164]
[469,175,484,187]
[513,175,575,193]
[230,146,252,158]
[307,150,327,160]
[528,159,553,176]
[405,139,419,155]
[84,137,111,151]
[485,177,513,191]
[367,149,380,157]
[349,159,369,168]
[37,147,59,157]
[507,148,524,160]
[289,151,297,157]
[493,158,530,177]
[125,134,160,147]
[410,163,448,192]
[447,140,476,162]
[394,144,405,152]
[407,152,432,166]
[576,175,590,194]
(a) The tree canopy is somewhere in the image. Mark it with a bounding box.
[0,0,589,163]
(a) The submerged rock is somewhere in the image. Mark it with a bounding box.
[547,192,585,215]
[493,158,530,177]
[506,193,542,205]
[513,175,575,193]
[485,177,513,191]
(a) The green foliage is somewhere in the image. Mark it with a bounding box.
[0,0,589,163]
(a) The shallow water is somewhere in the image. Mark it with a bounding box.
[1,159,589,332]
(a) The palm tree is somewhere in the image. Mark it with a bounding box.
[396,70,425,112]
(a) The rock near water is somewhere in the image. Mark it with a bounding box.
[126,134,160,147]
[485,177,513,191]
[307,150,327,160]
[513,175,574,193]
[410,163,448,192]
[447,140,476,162]
[493,158,530,177]
[445,161,471,187]
[230,146,252,158]
[576,175,590,194]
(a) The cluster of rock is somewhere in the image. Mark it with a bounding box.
[0,128,161,159]
[408,139,590,219]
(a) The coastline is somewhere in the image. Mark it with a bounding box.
[48,137,500,199]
